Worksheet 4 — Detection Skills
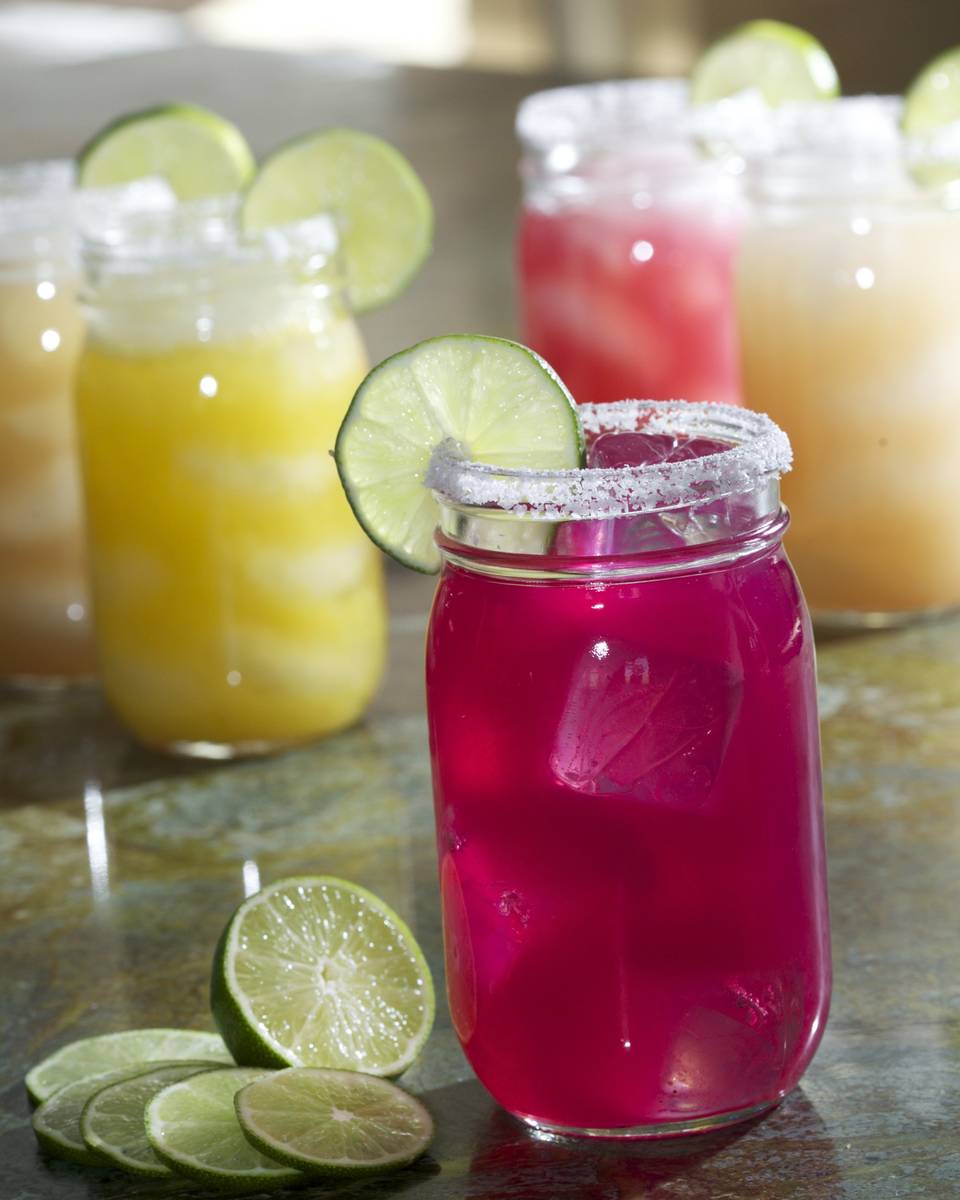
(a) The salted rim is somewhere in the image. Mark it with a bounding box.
[426,400,792,520]
[0,159,75,236]
[516,78,692,151]
[79,190,340,275]
[517,85,933,169]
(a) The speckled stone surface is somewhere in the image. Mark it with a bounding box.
[2,571,959,1199]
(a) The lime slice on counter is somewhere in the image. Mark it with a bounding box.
[211,876,433,1077]
[240,128,432,312]
[32,1065,167,1164]
[25,1027,233,1105]
[77,104,255,198]
[690,20,839,106]
[146,1067,303,1191]
[81,1061,222,1176]
[903,47,960,186]
[334,334,585,573]
[236,1067,433,1176]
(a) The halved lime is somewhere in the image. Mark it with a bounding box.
[903,47,960,186]
[334,335,584,572]
[240,128,432,312]
[690,20,839,106]
[77,104,255,199]
[81,1061,222,1176]
[235,1067,433,1175]
[146,1067,303,1191]
[25,1027,233,1105]
[211,876,434,1077]
[32,1066,160,1165]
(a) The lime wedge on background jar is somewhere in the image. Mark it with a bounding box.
[903,46,960,186]
[78,110,433,312]
[690,19,839,105]
[239,128,433,313]
[77,103,256,198]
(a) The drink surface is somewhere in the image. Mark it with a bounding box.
[77,308,385,750]
[518,199,742,407]
[0,270,93,680]
[738,205,960,616]
[427,433,829,1130]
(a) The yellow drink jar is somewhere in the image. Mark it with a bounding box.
[76,200,386,756]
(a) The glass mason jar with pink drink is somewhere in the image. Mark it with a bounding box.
[424,401,829,1137]
[516,81,743,407]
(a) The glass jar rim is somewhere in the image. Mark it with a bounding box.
[426,401,792,520]
[517,78,692,153]
[79,188,340,278]
[741,95,960,200]
[0,159,75,235]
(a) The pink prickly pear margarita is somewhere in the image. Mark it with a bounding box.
[425,401,829,1137]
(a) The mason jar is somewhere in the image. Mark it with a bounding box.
[0,161,93,684]
[736,96,960,627]
[425,401,830,1137]
[516,80,743,407]
[76,198,386,756]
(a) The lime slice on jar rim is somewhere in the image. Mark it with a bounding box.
[903,46,960,187]
[235,1067,434,1176]
[77,104,255,199]
[240,128,432,313]
[690,19,839,106]
[334,334,585,573]
[146,1067,303,1191]
[210,875,434,1078]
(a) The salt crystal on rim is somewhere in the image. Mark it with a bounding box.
[426,400,792,521]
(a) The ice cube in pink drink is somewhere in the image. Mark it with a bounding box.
[587,430,731,469]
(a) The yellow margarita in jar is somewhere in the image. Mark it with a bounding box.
[0,161,93,682]
[76,201,385,754]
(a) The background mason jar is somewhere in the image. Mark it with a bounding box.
[77,198,386,756]
[0,160,93,685]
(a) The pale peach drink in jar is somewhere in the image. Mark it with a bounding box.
[737,98,960,625]
[0,161,92,682]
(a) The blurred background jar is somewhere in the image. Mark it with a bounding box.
[736,97,960,628]
[0,161,94,686]
[516,79,743,407]
[77,198,386,756]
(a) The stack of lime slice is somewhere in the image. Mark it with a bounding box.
[146,1065,433,1187]
[77,104,432,312]
[27,877,436,1185]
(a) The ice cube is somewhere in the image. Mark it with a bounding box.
[551,639,742,802]
[587,431,731,468]
[555,432,738,557]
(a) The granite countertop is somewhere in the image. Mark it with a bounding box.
[3,567,959,1200]
[2,44,959,1200]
